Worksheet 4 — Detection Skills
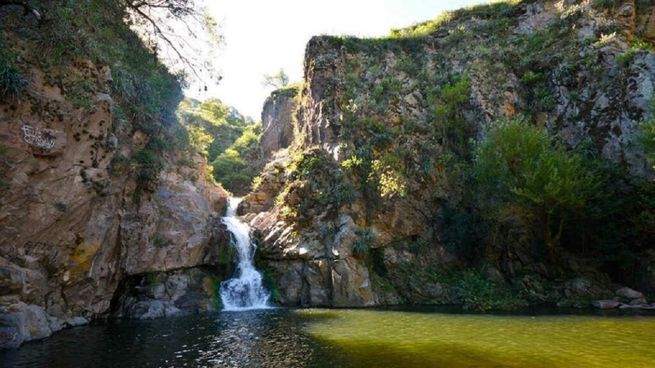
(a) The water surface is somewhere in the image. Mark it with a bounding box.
[2,307,654,368]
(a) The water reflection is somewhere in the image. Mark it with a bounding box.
[2,307,655,368]
[0,309,338,368]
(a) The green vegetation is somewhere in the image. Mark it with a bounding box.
[211,124,261,194]
[0,41,27,99]
[177,98,262,194]
[178,98,253,161]
[53,202,67,212]
[591,0,622,11]
[0,1,209,201]
[639,117,655,169]
[388,1,519,38]
[353,228,375,258]
[262,68,290,89]
[453,269,527,311]
[278,149,354,224]
[474,120,600,257]
[152,236,170,248]
[432,76,474,157]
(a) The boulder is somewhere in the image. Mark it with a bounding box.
[0,302,62,349]
[591,300,621,309]
[616,287,644,300]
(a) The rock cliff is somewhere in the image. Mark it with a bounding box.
[259,86,299,161]
[243,0,655,309]
[0,2,232,349]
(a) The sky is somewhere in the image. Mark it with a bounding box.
[197,0,486,120]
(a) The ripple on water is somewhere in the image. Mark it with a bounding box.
[1,308,654,368]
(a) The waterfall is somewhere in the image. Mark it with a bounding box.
[219,197,270,311]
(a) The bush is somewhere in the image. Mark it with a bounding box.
[432,76,473,158]
[474,119,601,257]
[278,149,355,224]
[152,236,169,248]
[454,270,526,311]
[210,123,262,195]
[638,118,655,169]
[0,45,27,99]
[212,149,254,194]
[353,228,375,258]
[53,202,67,212]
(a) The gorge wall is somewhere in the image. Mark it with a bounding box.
[242,0,655,309]
[0,2,234,349]
[3,0,655,351]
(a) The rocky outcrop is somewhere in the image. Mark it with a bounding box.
[592,287,655,310]
[249,208,379,307]
[243,0,655,308]
[111,267,226,320]
[0,41,230,349]
[260,87,299,161]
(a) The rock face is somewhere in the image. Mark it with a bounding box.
[111,267,226,320]
[260,87,299,161]
[243,0,655,308]
[250,209,379,307]
[0,42,231,349]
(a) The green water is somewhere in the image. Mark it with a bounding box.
[2,308,654,367]
[301,309,655,368]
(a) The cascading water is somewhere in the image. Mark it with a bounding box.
[219,197,270,311]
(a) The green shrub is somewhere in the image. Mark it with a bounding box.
[454,270,526,311]
[152,236,169,248]
[520,71,544,85]
[133,145,165,198]
[475,119,601,257]
[210,123,262,195]
[353,228,375,258]
[53,202,67,212]
[638,118,655,168]
[0,44,27,99]
[432,76,474,158]
[278,149,354,224]
[212,149,254,194]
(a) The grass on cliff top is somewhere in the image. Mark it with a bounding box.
[389,0,523,38]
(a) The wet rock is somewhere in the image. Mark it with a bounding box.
[65,316,89,327]
[629,298,648,306]
[592,300,621,309]
[564,277,593,298]
[616,287,644,300]
[112,268,223,319]
[0,302,62,349]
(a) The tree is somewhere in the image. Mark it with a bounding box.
[262,69,289,89]
[122,0,222,84]
[0,0,221,85]
[474,119,601,258]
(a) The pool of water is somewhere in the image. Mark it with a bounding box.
[2,307,655,368]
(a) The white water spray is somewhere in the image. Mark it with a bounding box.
[219,197,270,311]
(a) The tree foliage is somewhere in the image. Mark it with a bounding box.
[122,0,222,84]
[474,119,601,257]
[262,69,290,89]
